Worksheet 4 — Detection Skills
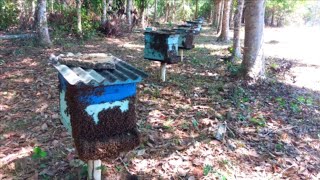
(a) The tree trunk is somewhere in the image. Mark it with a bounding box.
[217,0,223,34]
[36,0,52,46]
[172,0,175,22]
[164,0,168,22]
[127,0,132,25]
[153,0,157,22]
[50,0,54,13]
[217,0,231,41]
[242,0,265,80]
[232,0,244,60]
[229,0,234,27]
[102,0,107,24]
[141,8,145,29]
[76,0,82,35]
[195,0,199,19]
[271,10,275,26]
[213,0,220,27]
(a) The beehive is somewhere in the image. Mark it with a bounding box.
[52,53,147,161]
[144,30,180,64]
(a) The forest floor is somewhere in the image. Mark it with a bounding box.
[0,25,319,179]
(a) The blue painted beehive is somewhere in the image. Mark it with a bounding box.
[51,53,147,161]
[144,30,180,64]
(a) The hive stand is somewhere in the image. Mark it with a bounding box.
[144,29,180,82]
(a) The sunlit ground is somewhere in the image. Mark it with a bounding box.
[264,26,320,92]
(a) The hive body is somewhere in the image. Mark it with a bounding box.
[144,31,180,64]
[54,54,147,161]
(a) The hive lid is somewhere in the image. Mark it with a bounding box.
[50,53,148,86]
[55,53,116,70]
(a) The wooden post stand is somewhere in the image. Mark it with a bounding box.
[88,160,102,180]
[180,49,184,62]
[160,62,166,82]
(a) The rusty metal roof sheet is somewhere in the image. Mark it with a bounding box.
[51,53,148,86]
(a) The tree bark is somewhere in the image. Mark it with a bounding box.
[102,0,107,24]
[232,0,244,60]
[36,0,52,46]
[164,0,169,22]
[76,0,82,34]
[229,0,234,28]
[217,0,231,41]
[195,0,199,19]
[213,0,220,27]
[127,0,132,25]
[242,0,265,80]
[217,0,223,34]
[153,0,157,23]
[141,8,145,29]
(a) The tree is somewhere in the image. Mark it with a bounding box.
[195,0,199,19]
[217,0,231,41]
[136,0,148,28]
[213,0,221,27]
[153,0,158,22]
[76,0,82,35]
[36,0,52,46]
[242,0,265,80]
[102,0,107,24]
[231,0,244,61]
[127,0,132,25]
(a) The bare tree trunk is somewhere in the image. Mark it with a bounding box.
[195,0,199,19]
[141,9,145,29]
[172,0,175,22]
[76,0,82,34]
[36,0,52,46]
[213,0,220,27]
[50,0,54,13]
[232,0,244,60]
[164,0,168,22]
[127,0,132,25]
[153,0,157,22]
[242,0,265,80]
[217,0,231,41]
[229,0,234,27]
[217,0,224,34]
[102,0,107,24]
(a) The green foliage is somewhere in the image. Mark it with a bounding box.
[275,97,286,108]
[203,164,213,176]
[249,116,266,127]
[198,1,211,18]
[227,62,243,77]
[0,0,18,30]
[192,117,199,130]
[231,87,250,107]
[32,147,47,159]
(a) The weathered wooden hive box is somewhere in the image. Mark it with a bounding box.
[144,30,180,64]
[51,53,147,161]
[186,21,202,34]
[174,27,195,50]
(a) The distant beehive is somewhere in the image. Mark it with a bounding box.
[174,27,195,50]
[51,53,147,161]
[186,21,203,34]
[144,30,180,64]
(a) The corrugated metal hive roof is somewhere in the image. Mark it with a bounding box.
[51,53,148,86]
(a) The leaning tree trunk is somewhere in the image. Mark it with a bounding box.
[127,0,132,25]
[232,0,244,60]
[36,0,52,46]
[217,0,231,41]
[242,0,265,80]
[76,0,82,35]
[102,0,107,24]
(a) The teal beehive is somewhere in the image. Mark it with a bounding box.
[144,30,180,64]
